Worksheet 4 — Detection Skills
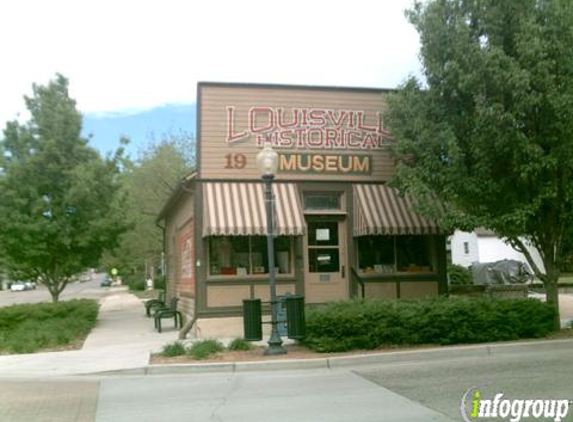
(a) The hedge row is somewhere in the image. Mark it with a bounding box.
[302,297,556,352]
[0,299,99,354]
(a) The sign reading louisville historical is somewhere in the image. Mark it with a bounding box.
[226,106,391,150]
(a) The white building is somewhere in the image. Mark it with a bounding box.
[450,228,545,273]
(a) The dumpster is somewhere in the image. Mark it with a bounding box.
[285,295,306,339]
[243,298,262,341]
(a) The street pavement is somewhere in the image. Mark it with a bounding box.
[0,278,109,307]
[357,343,573,421]
[95,370,456,422]
[0,287,572,421]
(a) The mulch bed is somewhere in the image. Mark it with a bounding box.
[150,329,573,365]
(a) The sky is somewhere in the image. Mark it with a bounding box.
[0,0,422,151]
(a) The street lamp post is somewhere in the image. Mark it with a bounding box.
[256,144,287,356]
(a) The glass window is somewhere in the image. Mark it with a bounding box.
[308,221,338,246]
[357,236,395,273]
[208,236,293,276]
[307,221,340,273]
[304,193,340,211]
[357,235,437,274]
[308,248,340,273]
[250,237,267,274]
[396,236,434,272]
[275,236,292,274]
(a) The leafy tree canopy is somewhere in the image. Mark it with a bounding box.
[100,134,195,282]
[0,74,128,301]
[386,0,573,328]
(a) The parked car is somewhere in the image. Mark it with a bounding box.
[10,282,27,291]
[100,278,112,287]
[9,281,38,291]
[24,281,37,290]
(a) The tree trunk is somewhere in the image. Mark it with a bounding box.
[544,279,561,331]
[50,291,60,303]
[509,237,561,331]
[47,283,60,303]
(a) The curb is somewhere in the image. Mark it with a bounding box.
[91,337,573,377]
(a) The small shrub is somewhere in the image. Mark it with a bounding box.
[302,297,556,353]
[187,339,224,360]
[227,338,254,351]
[161,341,186,357]
[129,279,146,291]
[448,264,473,285]
[154,276,166,291]
[0,299,99,354]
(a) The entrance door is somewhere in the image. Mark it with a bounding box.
[304,218,348,303]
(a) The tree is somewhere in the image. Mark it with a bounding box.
[100,135,194,283]
[386,0,573,330]
[0,74,128,302]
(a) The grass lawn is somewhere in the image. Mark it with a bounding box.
[0,299,99,354]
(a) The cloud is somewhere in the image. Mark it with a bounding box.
[0,0,421,128]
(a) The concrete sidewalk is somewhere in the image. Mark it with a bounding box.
[0,290,572,378]
[0,288,178,378]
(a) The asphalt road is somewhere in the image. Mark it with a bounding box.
[3,341,573,422]
[0,274,110,307]
[355,344,573,421]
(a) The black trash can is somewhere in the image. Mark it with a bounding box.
[243,298,262,341]
[285,295,306,339]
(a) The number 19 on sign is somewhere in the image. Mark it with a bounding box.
[224,153,247,169]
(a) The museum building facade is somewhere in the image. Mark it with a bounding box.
[157,82,447,337]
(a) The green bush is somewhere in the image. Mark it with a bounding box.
[161,341,186,357]
[0,299,99,354]
[187,339,224,360]
[448,264,473,285]
[227,338,254,351]
[129,279,146,291]
[302,297,556,352]
[121,272,146,291]
[154,275,166,291]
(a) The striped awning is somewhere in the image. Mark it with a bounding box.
[203,182,305,237]
[353,184,444,236]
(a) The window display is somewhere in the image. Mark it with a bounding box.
[208,236,292,276]
[357,235,437,274]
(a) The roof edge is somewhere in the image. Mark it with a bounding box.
[156,172,197,223]
[197,81,396,95]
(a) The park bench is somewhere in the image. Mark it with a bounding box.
[145,290,166,317]
[154,296,182,333]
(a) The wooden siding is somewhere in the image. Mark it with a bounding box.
[199,84,395,182]
[177,296,195,325]
[207,285,251,307]
[164,190,195,314]
[253,283,296,302]
[364,282,397,299]
[400,281,439,298]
